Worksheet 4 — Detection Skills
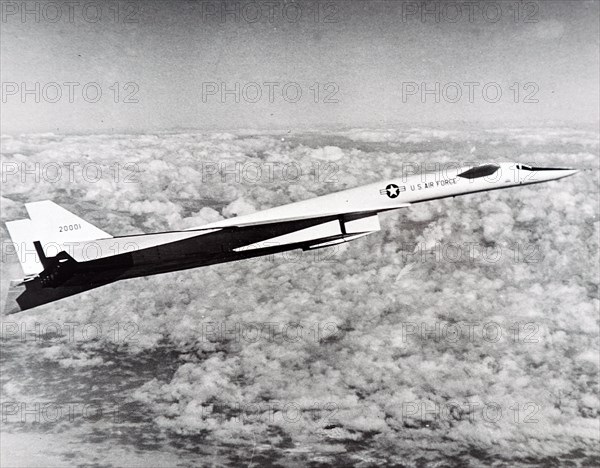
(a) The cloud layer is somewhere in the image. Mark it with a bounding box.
[1,127,598,466]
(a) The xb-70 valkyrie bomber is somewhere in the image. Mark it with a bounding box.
[4,162,578,314]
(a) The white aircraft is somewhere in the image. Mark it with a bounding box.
[3,162,577,314]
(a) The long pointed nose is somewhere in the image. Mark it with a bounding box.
[538,168,579,181]
[517,165,579,184]
[559,169,579,179]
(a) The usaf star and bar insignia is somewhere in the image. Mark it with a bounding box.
[379,184,405,198]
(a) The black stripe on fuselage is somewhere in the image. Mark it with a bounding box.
[50,212,379,287]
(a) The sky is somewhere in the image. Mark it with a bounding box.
[1,0,599,134]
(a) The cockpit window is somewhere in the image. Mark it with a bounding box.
[457,164,500,179]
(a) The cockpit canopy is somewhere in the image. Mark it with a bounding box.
[457,164,500,179]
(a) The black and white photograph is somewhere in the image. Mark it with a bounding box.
[1,0,599,466]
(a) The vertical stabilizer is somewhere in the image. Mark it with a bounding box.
[5,201,112,277]
[25,201,112,243]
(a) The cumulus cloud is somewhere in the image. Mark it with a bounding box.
[309,146,345,161]
[222,197,256,218]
